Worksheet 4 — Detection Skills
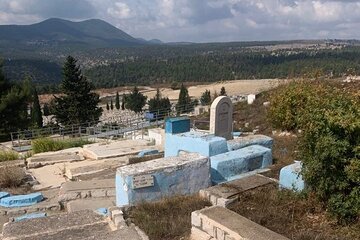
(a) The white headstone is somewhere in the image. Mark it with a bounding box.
[247,94,256,104]
[210,96,233,140]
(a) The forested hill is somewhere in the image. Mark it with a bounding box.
[2,38,360,92]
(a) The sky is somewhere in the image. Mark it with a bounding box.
[1,0,360,43]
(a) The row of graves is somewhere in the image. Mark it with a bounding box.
[0,96,303,240]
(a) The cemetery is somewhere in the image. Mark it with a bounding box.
[0,90,358,240]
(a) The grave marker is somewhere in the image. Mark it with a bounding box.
[210,96,233,140]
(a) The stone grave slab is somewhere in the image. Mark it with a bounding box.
[27,152,84,168]
[210,96,233,140]
[200,174,275,207]
[66,198,115,213]
[227,134,273,151]
[116,153,211,207]
[29,163,67,190]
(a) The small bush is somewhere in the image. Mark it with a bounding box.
[0,151,19,162]
[32,138,92,154]
[0,166,26,188]
[268,80,360,223]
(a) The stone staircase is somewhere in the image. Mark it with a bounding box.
[1,209,148,240]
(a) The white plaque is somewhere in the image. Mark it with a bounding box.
[132,175,154,189]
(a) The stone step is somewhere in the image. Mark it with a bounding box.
[66,198,115,213]
[58,179,115,203]
[2,210,109,240]
[27,152,84,168]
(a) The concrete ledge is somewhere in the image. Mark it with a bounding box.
[200,174,274,207]
[59,179,115,203]
[27,152,84,168]
[0,193,44,208]
[128,153,164,164]
[66,198,115,213]
[210,145,272,184]
[227,134,273,151]
[116,153,211,207]
[165,132,228,157]
[191,206,289,240]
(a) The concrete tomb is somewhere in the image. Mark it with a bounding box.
[279,161,305,192]
[116,153,211,207]
[227,134,273,151]
[0,192,44,208]
[210,96,233,140]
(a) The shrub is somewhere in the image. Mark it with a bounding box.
[268,80,360,223]
[32,138,92,154]
[0,151,19,162]
[0,166,26,188]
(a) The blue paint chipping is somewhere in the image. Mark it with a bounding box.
[138,149,159,157]
[279,161,305,192]
[165,132,228,157]
[210,145,272,184]
[232,132,242,137]
[165,117,190,134]
[0,192,44,208]
[14,212,47,222]
[95,208,108,216]
[0,192,10,200]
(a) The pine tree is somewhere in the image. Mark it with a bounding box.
[176,84,192,114]
[148,88,171,118]
[110,99,114,110]
[106,102,110,111]
[200,89,211,106]
[115,92,120,110]
[43,103,50,116]
[220,86,227,96]
[53,56,102,125]
[31,88,43,128]
[125,87,147,113]
[121,94,126,110]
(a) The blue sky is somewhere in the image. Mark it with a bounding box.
[1,0,360,42]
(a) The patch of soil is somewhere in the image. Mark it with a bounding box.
[229,184,360,240]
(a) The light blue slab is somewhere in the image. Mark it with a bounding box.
[227,135,273,151]
[165,132,228,157]
[95,208,108,216]
[279,161,305,192]
[14,212,47,222]
[138,149,159,157]
[0,192,44,208]
[0,192,10,200]
[210,145,272,184]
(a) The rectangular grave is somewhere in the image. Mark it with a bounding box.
[116,153,211,207]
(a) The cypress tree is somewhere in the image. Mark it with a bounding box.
[200,89,211,106]
[106,102,110,111]
[115,92,120,110]
[43,103,50,116]
[121,94,126,110]
[110,99,114,110]
[125,87,147,113]
[176,84,192,114]
[148,88,171,118]
[220,86,227,96]
[31,88,43,128]
[53,56,102,125]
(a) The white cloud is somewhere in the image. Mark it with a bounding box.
[1,0,360,42]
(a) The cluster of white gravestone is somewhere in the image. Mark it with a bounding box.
[100,109,144,125]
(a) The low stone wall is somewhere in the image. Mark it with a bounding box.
[58,179,115,203]
[191,206,289,240]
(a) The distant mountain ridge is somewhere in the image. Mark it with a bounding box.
[0,18,158,49]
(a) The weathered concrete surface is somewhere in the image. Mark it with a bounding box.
[27,152,84,168]
[227,134,273,151]
[148,128,165,146]
[29,163,67,190]
[200,174,275,207]
[0,189,61,217]
[116,153,211,207]
[128,153,164,164]
[83,140,159,160]
[66,198,115,213]
[210,145,272,184]
[279,161,305,192]
[2,210,109,240]
[59,179,115,202]
[165,131,228,157]
[65,157,128,180]
[191,206,289,240]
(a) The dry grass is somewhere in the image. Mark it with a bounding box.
[0,151,19,162]
[0,166,26,188]
[229,184,360,240]
[127,195,211,240]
